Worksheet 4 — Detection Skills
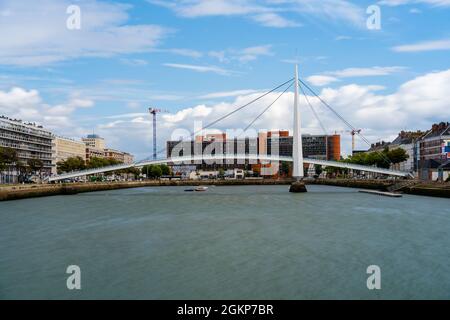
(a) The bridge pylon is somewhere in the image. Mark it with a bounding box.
[292,64,304,180]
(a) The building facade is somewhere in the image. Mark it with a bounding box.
[267,134,341,161]
[104,148,125,163]
[52,137,86,175]
[0,116,53,183]
[388,130,424,174]
[85,147,105,163]
[418,122,450,181]
[166,131,341,176]
[123,152,134,164]
[82,134,105,150]
[103,149,135,164]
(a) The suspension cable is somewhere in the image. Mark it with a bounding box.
[298,78,392,165]
[298,80,328,135]
[143,78,295,161]
[239,80,294,136]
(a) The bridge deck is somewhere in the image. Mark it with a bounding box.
[48,155,412,182]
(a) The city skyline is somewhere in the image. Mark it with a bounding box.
[0,0,450,160]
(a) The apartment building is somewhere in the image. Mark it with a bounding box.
[123,152,134,164]
[388,131,424,173]
[418,122,450,181]
[82,134,105,149]
[52,137,87,175]
[0,116,53,183]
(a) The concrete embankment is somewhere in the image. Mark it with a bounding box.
[308,179,450,199]
[0,179,293,202]
[402,185,450,198]
[308,179,393,191]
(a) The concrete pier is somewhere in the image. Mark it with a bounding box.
[289,181,307,193]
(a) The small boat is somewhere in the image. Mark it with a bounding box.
[184,189,195,192]
[195,186,208,192]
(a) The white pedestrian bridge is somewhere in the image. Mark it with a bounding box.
[48,154,413,182]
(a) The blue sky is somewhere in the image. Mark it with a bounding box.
[0,0,450,159]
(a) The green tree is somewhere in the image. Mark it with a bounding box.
[87,157,121,169]
[118,167,141,179]
[280,161,290,176]
[87,157,108,169]
[150,165,162,179]
[27,158,44,176]
[387,148,409,165]
[141,165,153,179]
[57,156,86,174]
[0,147,18,171]
[160,164,171,176]
[218,168,225,179]
[15,161,29,182]
[346,153,367,165]
[314,164,323,176]
[127,167,141,178]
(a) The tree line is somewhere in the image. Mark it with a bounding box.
[56,156,171,179]
[345,147,409,169]
[1,146,45,181]
[314,147,409,177]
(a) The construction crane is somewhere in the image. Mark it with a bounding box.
[149,108,169,160]
[334,129,363,154]
[350,129,362,154]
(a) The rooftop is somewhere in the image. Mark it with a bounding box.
[0,115,51,133]
[392,130,426,145]
[423,122,450,139]
[85,134,103,139]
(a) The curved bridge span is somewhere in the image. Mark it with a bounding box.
[48,154,413,182]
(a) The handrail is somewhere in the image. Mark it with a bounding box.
[49,155,413,182]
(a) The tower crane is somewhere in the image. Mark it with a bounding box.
[350,129,362,154]
[334,129,363,154]
[149,108,169,160]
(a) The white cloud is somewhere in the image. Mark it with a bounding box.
[307,66,406,86]
[379,0,450,7]
[165,0,263,17]
[163,63,237,76]
[97,69,450,158]
[392,39,450,52]
[4,70,449,159]
[329,66,407,77]
[0,0,169,66]
[149,0,365,28]
[154,48,204,58]
[208,45,274,63]
[306,75,340,86]
[120,59,149,67]
[335,35,352,41]
[165,48,204,58]
[0,87,94,132]
[252,13,301,28]
[199,89,262,99]
[279,0,366,27]
[238,45,274,62]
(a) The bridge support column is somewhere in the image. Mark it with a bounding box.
[290,180,308,193]
[290,65,307,193]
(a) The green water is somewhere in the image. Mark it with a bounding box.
[0,185,449,299]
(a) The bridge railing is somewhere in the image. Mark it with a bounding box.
[49,154,413,182]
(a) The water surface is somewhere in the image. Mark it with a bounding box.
[0,185,449,299]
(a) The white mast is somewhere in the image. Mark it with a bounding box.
[292,64,304,180]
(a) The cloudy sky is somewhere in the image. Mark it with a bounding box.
[0,0,449,159]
